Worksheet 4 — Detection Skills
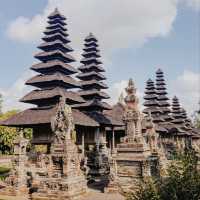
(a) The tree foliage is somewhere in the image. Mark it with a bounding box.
[127,150,200,200]
[0,110,32,154]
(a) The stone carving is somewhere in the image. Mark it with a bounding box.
[51,96,74,144]
[115,79,154,193]
[123,78,142,143]
[143,112,158,153]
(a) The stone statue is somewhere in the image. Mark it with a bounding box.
[51,96,74,144]
[144,112,158,152]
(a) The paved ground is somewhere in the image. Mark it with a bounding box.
[80,190,125,200]
[0,191,125,200]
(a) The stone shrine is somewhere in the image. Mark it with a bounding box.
[115,79,157,192]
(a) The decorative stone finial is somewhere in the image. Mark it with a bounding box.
[118,92,124,105]
[124,78,139,110]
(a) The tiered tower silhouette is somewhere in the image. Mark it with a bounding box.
[74,33,110,112]
[171,96,185,127]
[21,8,84,107]
[143,79,164,123]
[155,69,172,122]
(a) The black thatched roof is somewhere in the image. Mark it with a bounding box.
[34,50,75,63]
[21,87,85,105]
[78,89,110,99]
[72,99,111,111]
[26,72,80,88]
[0,106,99,128]
[31,60,78,75]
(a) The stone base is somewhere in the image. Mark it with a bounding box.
[31,176,87,200]
[0,186,29,198]
[104,181,119,193]
[115,142,152,193]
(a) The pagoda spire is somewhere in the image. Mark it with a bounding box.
[155,69,172,122]
[74,33,111,112]
[143,79,164,123]
[180,107,193,130]
[21,9,84,107]
[171,96,185,125]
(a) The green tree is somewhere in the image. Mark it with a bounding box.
[0,110,32,154]
[127,150,200,200]
[126,178,160,200]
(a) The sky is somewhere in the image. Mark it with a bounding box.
[0,0,199,116]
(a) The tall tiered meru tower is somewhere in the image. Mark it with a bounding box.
[155,69,172,122]
[21,8,84,108]
[74,33,111,112]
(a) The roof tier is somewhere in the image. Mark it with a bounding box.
[0,106,99,128]
[72,99,111,111]
[46,23,67,31]
[77,71,106,81]
[38,40,73,53]
[42,32,70,43]
[34,50,75,63]
[78,64,105,73]
[26,72,80,89]
[31,60,78,75]
[20,87,85,106]
[78,89,110,100]
[80,80,108,90]
[44,27,68,37]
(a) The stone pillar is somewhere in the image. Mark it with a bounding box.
[82,131,85,156]
[112,127,116,154]
[95,127,100,151]
[12,128,29,197]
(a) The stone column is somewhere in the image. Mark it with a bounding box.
[112,127,116,154]
[95,127,100,151]
[82,131,85,156]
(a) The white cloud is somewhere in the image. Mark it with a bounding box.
[0,71,35,112]
[107,80,128,105]
[7,0,178,55]
[107,79,144,110]
[170,70,200,116]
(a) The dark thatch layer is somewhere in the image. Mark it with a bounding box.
[31,60,78,74]
[0,106,99,127]
[26,72,80,88]
[21,87,85,104]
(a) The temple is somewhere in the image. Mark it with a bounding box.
[0,8,199,200]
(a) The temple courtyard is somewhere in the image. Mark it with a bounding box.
[0,6,199,200]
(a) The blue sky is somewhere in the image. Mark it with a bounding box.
[0,0,199,115]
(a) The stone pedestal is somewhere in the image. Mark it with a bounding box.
[0,130,30,199]
[113,79,157,193]
[115,142,151,193]
[31,139,87,200]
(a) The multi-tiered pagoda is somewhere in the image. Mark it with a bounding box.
[171,96,186,127]
[143,79,163,123]
[21,8,84,107]
[74,33,111,112]
[155,69,172,122]
[1,9,103,144]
